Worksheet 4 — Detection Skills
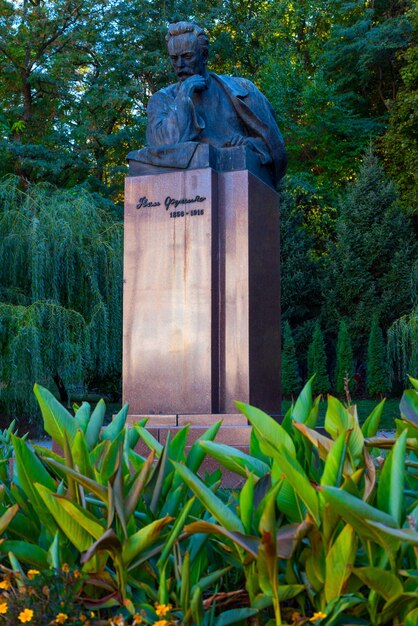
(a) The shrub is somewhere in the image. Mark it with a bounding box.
[334,319,354,395]
[367,315,389,397]
[281,321,301,399]
[307,322,330,395]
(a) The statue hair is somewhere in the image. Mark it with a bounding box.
[166,21,209,55]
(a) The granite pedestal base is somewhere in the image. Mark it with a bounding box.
[123,166,280,421]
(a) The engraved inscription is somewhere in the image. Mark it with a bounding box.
[169,209,205,218]
[136,196,161,209]
[164,195,206,210]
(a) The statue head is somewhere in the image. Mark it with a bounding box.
[166,21,209,81]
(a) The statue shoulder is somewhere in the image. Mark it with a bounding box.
[147,83,179,107]
[213,73,264,97]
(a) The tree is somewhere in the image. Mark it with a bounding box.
[0,177,123,417]
[281,322,301,399]
[334,320,354,396]
[307,322,330,396]
[321,150,417,355]
[367,316,389,397]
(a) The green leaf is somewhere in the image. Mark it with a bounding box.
[409,376,418,391]
[85,399,106,450]
[235,401,296,457]
[325,523,357,604]
[240,475,255,533]
[0,504,19,535]
[405,607,418,625]
[72,430,95,479]
[185,520,259,558]
[270,444,320,524]
[380,593,418,624]
[101,403,128,441]
[134,425,163,456]
[12,435,56,527]
[353,567,403,600]
[33,384,78,447]
[291,376,314,423]
[74,402,91,433]
[377,430,407,525]
[213,608,258,626]
[122,516,172,565]
[199,441,270,478]
[158,497,195,568]
[321,431,348,487]
[400,389,418,425]
[366,521,418,545]
[173,462,245,534]
[186,421,222,473]
[45,458,108,504]
[36,484,103,551]
[361,399,385,438]
[0,541,48,569]
[319,486,398,529]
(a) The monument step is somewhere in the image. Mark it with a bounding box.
[127,413,248,427]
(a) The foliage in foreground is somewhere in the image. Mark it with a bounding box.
[0,379,416,624]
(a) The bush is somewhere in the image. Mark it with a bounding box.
[307,322,330,395]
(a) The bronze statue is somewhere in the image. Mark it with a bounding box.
[128,21,286,187]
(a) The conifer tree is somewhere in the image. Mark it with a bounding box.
[335,320,354,395]
[307,322,330,395]
[367,316,388,397]
[281,321,301,399]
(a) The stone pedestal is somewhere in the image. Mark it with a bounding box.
[123,164,280,421]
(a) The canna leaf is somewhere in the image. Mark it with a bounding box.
[213,608,258,626]
[324,523,357,604]
[173,462,245,534]
[240,474,255,533]
[101,403,129,441]
[122,516,173,565]
[185,520,259,557]
[33,383,78,447]
[377,430,407,525]
[36,484,104,551]
[74,402,91,433]
[85,399,106,450]
[186,421,222,474]
[291,376,314,423]
[0,541,48,569]
[321,431,348,487]
[361,399,385,437]
[235,401,296,457]
[199,440,270,478]
[0,504,18,535]
[353,567,403,600]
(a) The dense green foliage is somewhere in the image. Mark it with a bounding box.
[0,178,122,417]
[335,320,354,396]
[0,379,417,624]
[307,323,330,395]
[367,316,389,397]
[281,321,301,399]
[0,0,416,405]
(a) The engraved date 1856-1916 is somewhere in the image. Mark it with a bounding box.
[170,209,204,218]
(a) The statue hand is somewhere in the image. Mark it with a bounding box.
[179,75,208,97]
[224,134,247,147]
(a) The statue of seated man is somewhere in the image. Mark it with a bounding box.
[128,21,286,188]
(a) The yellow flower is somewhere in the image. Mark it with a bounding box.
[18,608,34,623]
[132,614,143,625]
[55,613,68,624]
[27,570,40,580]
[73,569,81,579]
[153,621,169,626]
[0,601,8,614]
[309,612,327,623]
[0,579,10,590]
[155,604,172,617]
[61,564,70,573]
[112,616,124,626]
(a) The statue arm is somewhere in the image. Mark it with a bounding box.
[146,89,204,146]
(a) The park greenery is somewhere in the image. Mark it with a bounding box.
[0,0,417,413]
[0,378,416,624]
